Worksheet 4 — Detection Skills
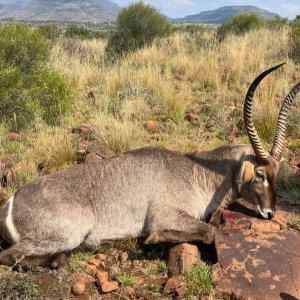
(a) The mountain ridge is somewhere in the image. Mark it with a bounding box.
[173,6,278,24]
[0,0,121,23]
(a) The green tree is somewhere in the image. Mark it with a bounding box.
[217,13,266,41]
[0,24,70,130]
[106,1,173,57]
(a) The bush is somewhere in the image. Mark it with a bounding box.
[0,24,70,130]
[37,24,62,44]
[289,16,300,62]
[217,13,266,40]
[106,1,173,57]
[65,24,109,40]
[266,16,290,30]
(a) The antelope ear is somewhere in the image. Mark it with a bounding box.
[243,161,255,182]
[237,161,255,194]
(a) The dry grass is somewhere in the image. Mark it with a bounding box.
[1,26,299,196]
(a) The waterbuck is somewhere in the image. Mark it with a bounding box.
[0,64,299,268]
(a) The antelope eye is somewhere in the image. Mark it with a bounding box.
[255,170,265,182]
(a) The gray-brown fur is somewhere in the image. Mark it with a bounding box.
[0,144,258,267]
[0,64,298,268]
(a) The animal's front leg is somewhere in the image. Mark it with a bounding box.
[145,210,215,245]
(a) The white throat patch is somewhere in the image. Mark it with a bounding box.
[5,195,21,243]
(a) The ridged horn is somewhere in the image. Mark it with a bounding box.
[244,63,285,165]
[271,81,300,162]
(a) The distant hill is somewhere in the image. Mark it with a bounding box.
[173,6,278,24]
[0,0,121,24]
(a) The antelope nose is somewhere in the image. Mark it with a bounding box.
[267,211,274,220]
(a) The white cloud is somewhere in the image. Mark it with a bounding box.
[281,2,300,12]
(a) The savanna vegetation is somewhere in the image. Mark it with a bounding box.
[0,4,299,298]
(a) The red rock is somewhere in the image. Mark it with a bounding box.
[132,260,141,267]
[122,286,135,298]
[215,228,300,299]
[86,264,97,276]
[72,123,94,140]
[73,111,82,118]
[96,270,109,284]
[176,282,188,297]
[97,253,107,261]
[72,272,95,284]
[72,282,86,295]
[206,118,216,128]
[250,219,280,231]
[168,243,200,276]
[6,132,21,141]
[163,277,185,295]
[86,141,115,159]
[185,112,199,123]
[143,120,158,132]
[84,153,102,163]
[133,276,144,285]
[89,258,101,267]
[101,281,119,293]
[189,103,200,112]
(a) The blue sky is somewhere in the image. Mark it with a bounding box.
[112,0,300,19]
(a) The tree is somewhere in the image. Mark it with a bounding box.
[217,13,266,41]
[106,1,173,57]
[0,24,70,130]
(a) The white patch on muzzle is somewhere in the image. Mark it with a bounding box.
[5,195,21,243]
[257,205,273,219]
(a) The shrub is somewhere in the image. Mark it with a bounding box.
[65,24,109,40]
[217,13,266,40]
[0,24,70,130]
[106,1,173,57]
[266,16,290,30]
[37,24,62,44]
[289,16,300,62]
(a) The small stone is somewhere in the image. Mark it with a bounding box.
[185,112,199,123]
[73,111,82,118]
[96,270,109,284]
[85,153,103,163]
[144,120,158,132]
[97,253,107,261]
[176,282,188,297]
[211,263,222,282]
[119,251,129,263]
[189,103,200,113]
[168,243,200,276]
[101,281,119,293]
[163,277,182,295]
[132,260,141,267]
[86,141,115,159]
[72,282,86,295]
[73,272,95,284]
[86,264,97,276]
[89,258,101,267]
[6,132,21,141]
[206,118,216,128]
[133,276,144,285]
[122,286,135,298]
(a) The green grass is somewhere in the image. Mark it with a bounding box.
[0,274,39,300]
[184,262,215,297]
[277,162,300,203]
[68,250,94,272]
[288,215,300,231]
[117,275,135,287]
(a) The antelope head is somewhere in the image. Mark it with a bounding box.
[238,64,300,219]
